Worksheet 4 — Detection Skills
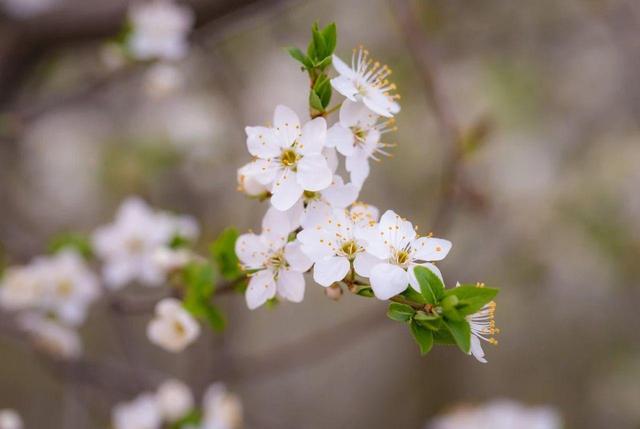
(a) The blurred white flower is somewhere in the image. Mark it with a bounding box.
[92,197,199,289]
[0,409,23,429]
[242,105,333,211]
[201,383,243,429]
[428,400,562,429]
[151,247,192,273]
[467,297,499,363]
[326,99,396,187]
[331,47,400,117]
[297,206,379,287]
[237,162,270,198]
[128,0,194,61]
[143,63,184,98]
[360,210,451,300]
[18,314,82,360]
[147,298,200,352]
[235,208,312,309]
[156,379,194,422]
[0,0,58,18]
[0,266,43,311]
[112,393,162,429]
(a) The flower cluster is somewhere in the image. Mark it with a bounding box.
[112,379,242,429]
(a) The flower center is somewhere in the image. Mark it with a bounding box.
[173,320,186,336]
[267,251,287,271]
[280,148,299,167]
[340,240,359,258]
[303,190,320,201]
[126,237,144,253]
[395,250,410,266]
[57,280,73,297]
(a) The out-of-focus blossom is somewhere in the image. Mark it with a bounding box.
[428,400,562,429]
[92,197,199,289]
[0,409,22,429]
[18,314,82,360]
[156,379,194,422]
[331,47,400,117]
[112,393,162,429]
[0,0,58,18]
[237,162,270,198]
[151,247,193,273]
[0,266,43,311]
[147,298,200,352]
[201,383,243,429]
[143,63,184,98]
[127,0,194,61]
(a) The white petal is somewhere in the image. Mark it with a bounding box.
[271,169,303,211]
[345,153,370,188]
[321,177,359,209]
[262,206,295,241]
[362,88,400,118]
[276,269,305,302]
[297,228,334,261]
[369,263,409,300]
[313,256,350,287]
[332,54,356,78]
[273,105,300,146]
[296,153,333,191]
[245,270,276,310]
[301,200,332,230]
[358,226,390,260]
[242,158,278,185]
[245,126,280,158]
[102,261,136,289]
[330,75,358,101]
[298,117,327,155]
[353,252,381,278]
[470,336,487,363]
[412,237,452,262]
[326,124,354,155]
[235,233,268,268]
[339,99,376,128]
[408,263,443,293]
[323,147,339,174]
[284,241,313,272]
[379,210,416,249]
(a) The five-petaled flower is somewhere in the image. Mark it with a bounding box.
[331,47,401,118]
[360,210,452,300]
[243,105,333,211]
[147,298,200,352]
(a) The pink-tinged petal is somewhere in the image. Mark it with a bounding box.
[412,237,452,262]
[353,252,382,278]
[339,99,376,128]
[331,54,356,79]
[245,270,276,310]
[321,176,359,208]
[408,263,443,293]
[245,126,280,158]
[345,153,370,188]
[284,241,313,272]
[313,256,350,287]
[331,76,358,101]
[276,269,305,303]
[298,117,327,155]
[296,154,333,191]
[326,124,354,154]
[235,233,268,269]
[273,105,300,146]
[369,263,409,300]
[271,169,303,211]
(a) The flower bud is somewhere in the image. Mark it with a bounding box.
[325,284,343,301]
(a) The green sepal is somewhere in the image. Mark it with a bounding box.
[387,302,415,322]
[413,265,445,304]
[210,228,242,281]
[356,287,374,298]
[410,321,434,356]
[443,319,471,353]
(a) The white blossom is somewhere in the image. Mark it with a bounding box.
[466,295,499,363]
[0,265,44,311]
[0,409,22,429]
[428,400,562,429]
[326,99,397,187]
[360,210,451,300]
[147,298,200,352]
[237,162,269,198]
[128,0,194,61]
[18,314,82,360]
[92,197,199,289]
[201,383,243,429]
[156,379,194,422]
[0,0,58,18]
[331,47,400,118]
[235,208,312,309]
[242,105,333,211]
[112,393,162,429]
[143,63,184,98]
[297,204,380,287]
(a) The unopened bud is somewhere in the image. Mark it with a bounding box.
[325,284,343,301]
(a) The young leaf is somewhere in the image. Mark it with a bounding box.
[402,287,428,304]
[201,303,226,331]
[413,311,442,331]
[210,228,242,280]
[413,265,445,304]
[309,90,324,112]
[320,23,337,56]
[433,327,457,345]
[47,233,93,259]
[445,284,498,316]
[311,22,327,59]
[387,302,415,322]
[286,47,312,69]
[410,322,434,356]
[443,319,471,354]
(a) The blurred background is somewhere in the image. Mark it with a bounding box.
[1,0,640,428]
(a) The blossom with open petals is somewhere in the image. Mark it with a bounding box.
[112,393,162,429]
[360,210,451,300]
[156,379,194,422]
[0,409,22,429]
[331,47,400,117]
[19,314,82,360]
[466,293,499,363]
[235,208,312,309]
[147,298,200,352]
[242,105,333,211]
[326,100,396,187]
[201,383,243,429]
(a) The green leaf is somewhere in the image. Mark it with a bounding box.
[201,303,226,331]
[182,262,226,332]
[413,265,445,304]
[356,287,374,297]
[313,74,332,108]
[410,322,434,356]
[47,233,93,259]
[210,228,242,281]
[413,311,442,331]
[311,22,327,59]
[286,47,312,69]
[387,302,415,322]
[433,327,457,345]
[169,409,201,429]
[402,287,428,304]
[320,23,337,56]
[443,319,471,354]
[309,90,324,112]
[444,284,498,316]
